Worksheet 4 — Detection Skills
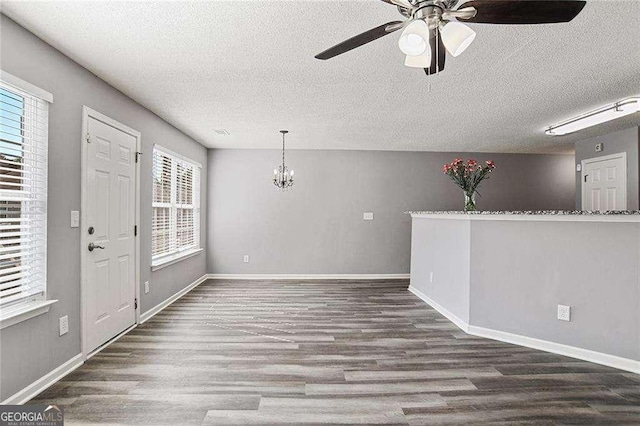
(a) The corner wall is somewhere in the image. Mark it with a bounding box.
[0,15,208,400]
[207,149,575,275]
[410,214,640,372]
[410,218,470,324]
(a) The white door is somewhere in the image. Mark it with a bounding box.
[582,153,627,211]
[84,114,137,353]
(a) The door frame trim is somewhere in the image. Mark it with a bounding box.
[80,106,141,359]
[581,152,627,211]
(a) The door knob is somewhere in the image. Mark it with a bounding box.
[88,242,105,252]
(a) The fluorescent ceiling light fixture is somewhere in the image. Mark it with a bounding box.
[546,98,640,136]
[439,22,476,57]
[398,19,430,56]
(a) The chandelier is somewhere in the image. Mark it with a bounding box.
[273,130,294,190]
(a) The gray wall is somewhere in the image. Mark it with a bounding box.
[471,219,640,360]
[208,149,575,274]
[410,216,640,362]
[0,15,208,400]
[410,218,470,323]
[574,127,640,210]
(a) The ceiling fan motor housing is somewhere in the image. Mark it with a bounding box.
[409,0,459,18]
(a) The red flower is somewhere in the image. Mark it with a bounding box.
[453,158,463,166]
[467,159,477,167]
[486,160,495,169]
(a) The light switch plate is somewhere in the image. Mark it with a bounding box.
[144,281,150,294]
[243,255,250,263]
[363,212,374,221]
[59,315,69,336]
[70,211,80,228]
[557,305,571,322]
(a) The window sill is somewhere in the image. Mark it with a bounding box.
[0,299,58,330]
[151,248,203,272]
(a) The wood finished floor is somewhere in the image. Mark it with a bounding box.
[32,279,640,425]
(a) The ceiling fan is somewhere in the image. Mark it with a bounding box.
[315,0,587,75]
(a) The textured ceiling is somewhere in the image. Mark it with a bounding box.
[2,0,639,153]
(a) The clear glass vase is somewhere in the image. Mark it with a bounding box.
[464,191,477,212]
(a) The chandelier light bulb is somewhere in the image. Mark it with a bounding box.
[439,21,476,57]
[273,169,278,175]
[398,19,429,56]
[290,170,294,176]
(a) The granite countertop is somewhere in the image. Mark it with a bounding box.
[406,210,640,215]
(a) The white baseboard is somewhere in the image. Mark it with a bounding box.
[1,353,84,405]
[207,273,410,280]
[140,274,208,324]
[467,325,640,375]
[408,286,469,332]
[408,285,640,375]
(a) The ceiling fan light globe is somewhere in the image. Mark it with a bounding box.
[398,19,430,56]
[440,21,476,57]
[399,35,426,56]
[404,47,432,68]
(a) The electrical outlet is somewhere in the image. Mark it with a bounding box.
[363,212,374,221]
[243,255,250,263]
[429,272,434,283]
[144,281,149,294]
[557,304,571,322]
[59,315,69,336]
[595,143,604,152]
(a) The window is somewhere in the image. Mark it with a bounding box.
[152,146,201,267]
[0,74,50,309]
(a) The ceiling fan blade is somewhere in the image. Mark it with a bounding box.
[315,21,404,60]
[424,33,446,76]
[461,0,586,24]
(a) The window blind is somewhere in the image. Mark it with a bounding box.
[0,82,48,307]
[152,146,200,263]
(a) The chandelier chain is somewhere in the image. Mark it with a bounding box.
[282,131,286,171]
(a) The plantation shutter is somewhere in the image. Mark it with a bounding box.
[0,79,49,306]
[152,146,200,264]
[152,149,173,257]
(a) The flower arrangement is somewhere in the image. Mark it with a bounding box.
[443,158,496,211]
